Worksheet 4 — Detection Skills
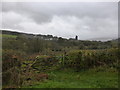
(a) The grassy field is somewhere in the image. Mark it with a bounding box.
[0,34,17,38]
[23,68,118,88]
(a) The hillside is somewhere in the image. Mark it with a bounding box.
[1,29,119,88]
[1,30,118,41]
[1,30,118,52]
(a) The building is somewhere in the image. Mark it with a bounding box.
[69,36,78,41]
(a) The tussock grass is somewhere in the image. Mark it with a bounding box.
[24,68,118,88]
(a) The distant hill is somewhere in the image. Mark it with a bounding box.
[1,29,118,42]
[1,29,118,53]
[1,30,60,41]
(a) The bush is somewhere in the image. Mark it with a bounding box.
[2,49,26,88]
[63,48,118,71]
[31,55,59,71]
[2,67,23,88]
[2,49,25,71]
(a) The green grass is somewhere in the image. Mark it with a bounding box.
[23,68,118,88]
[0,34,17,38]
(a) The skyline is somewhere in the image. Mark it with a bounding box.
[1,2,118,41]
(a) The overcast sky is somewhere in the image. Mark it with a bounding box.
[1,2,118,41]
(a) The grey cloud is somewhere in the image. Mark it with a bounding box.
[1,2,118,41]
[2,2,117,23]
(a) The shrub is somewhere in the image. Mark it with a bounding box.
[31,55,59,71]
[63,48,118,71]
[2,49,25,88]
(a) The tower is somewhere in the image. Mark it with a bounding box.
[75,35,78,40]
